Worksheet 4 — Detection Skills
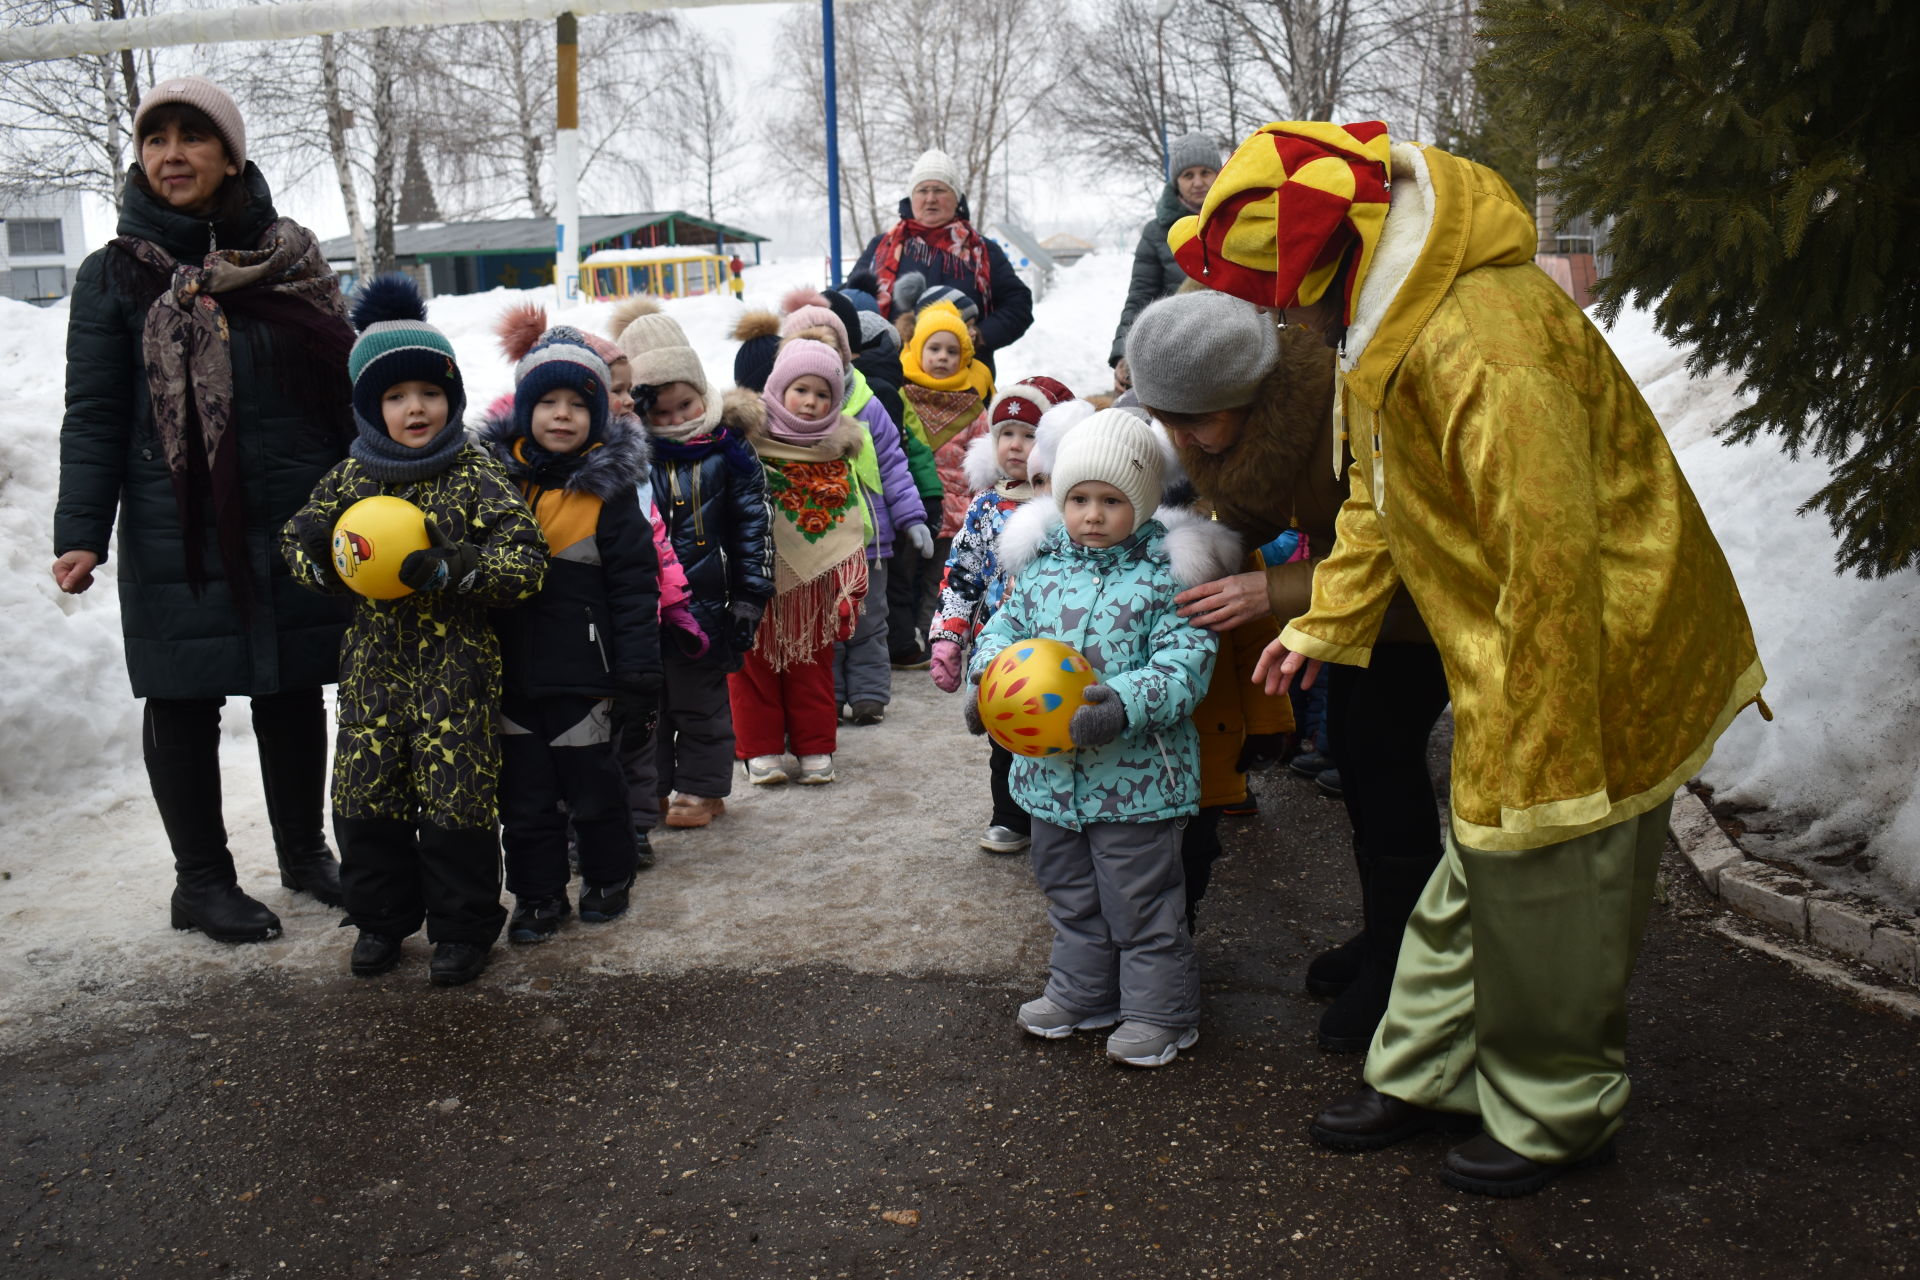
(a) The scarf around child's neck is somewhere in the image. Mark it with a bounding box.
[761,393,843,448]
[350,410,468,482]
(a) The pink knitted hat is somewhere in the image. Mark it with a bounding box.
[780,304,853,367]
[135,75,247,168]
[764,338,845,410]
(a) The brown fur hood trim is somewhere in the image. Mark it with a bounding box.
[1175,325,1336,536]
[731,309,781,342]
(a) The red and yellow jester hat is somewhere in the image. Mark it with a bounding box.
[1168,121,1393,324]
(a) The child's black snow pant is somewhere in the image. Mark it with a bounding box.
[500,691,638,899]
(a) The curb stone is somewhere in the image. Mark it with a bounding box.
[1669,786,1920,989]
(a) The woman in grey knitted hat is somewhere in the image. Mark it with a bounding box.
[1108,131,1224,385]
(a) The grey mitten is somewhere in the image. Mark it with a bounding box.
[1069,683,1127,748]
[963,673,987,735]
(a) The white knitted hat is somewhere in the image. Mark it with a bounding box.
[907,148,963,197]
[1052,410,1166,525]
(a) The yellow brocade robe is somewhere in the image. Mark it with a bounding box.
[1278,141,1766,852]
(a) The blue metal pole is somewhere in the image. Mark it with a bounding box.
[822,0,843,286]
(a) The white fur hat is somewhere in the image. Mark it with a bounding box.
[1052,410,1166,524]
[1027,399,1097,484]
[907,148,963,197]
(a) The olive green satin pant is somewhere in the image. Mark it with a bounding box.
[1363,798,1674,1163]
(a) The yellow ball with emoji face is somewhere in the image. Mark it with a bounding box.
[330,495,431,599]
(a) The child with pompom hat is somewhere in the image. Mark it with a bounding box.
[614,298,774,830]
[280,274,548,988]
[477,322,665,941]
[731,339,870,786]
[495,303,705,860]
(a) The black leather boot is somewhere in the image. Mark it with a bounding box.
[1318,854,1439,1052]
[148,700,281,944]
[1310,1086,1478,1151]
[252,690,344,908]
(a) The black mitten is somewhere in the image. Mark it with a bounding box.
[289,510,340,585]
[1235,732,1294,773]
[728,599,764,654]
[398,519,482,593]
[612,671,662,750]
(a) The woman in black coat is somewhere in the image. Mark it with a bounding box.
[50,77,356,944]
[849,148,1034,368]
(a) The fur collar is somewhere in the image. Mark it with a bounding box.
[1175,324,1335,523]
[1344,142,1434,371]
[963,431,1001,492]
[477,407,652,499]
[743,398,865,460]
[998,500,1242,589]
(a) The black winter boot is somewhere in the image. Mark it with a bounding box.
[1306,839,1372,997]
[148,699,281,944]
[1305,932,1367,998]
[1318,855,1439,1053]
[252,689,344,908]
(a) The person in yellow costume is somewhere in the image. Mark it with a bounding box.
[1171,121,1768,1196]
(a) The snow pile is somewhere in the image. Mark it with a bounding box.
[1605,305,1920,897]
[0,297,148,815]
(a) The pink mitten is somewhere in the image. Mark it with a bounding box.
[662,599,710,658]
[929,641,963,693]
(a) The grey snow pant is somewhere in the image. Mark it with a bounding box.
[1029,816,1199,1030]
[834,555,892,707]
[653,646,736,799]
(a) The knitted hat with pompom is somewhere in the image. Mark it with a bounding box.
[348,273,464,430]
[512,326,611,446]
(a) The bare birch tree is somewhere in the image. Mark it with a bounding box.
[669,33,741,241]
[0,0,163,209]
[766,0,1059,248]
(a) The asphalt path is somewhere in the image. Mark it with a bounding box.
[6,703,1918,1278]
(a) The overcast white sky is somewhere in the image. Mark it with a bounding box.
[73,1,1156,261]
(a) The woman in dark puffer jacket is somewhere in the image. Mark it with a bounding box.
[51,76,355,944]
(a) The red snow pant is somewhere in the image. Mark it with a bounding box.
[729,643,837,758]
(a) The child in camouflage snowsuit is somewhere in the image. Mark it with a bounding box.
[282,276,546,988]
[968,410,1217,1069]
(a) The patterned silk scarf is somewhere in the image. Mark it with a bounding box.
[871,217,995,319]
[114,219,351,610]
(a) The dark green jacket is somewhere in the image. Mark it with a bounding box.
[54,166,354,700]
[1109,182,1195,366]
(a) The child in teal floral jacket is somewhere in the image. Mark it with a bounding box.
[967,410,1218,1069]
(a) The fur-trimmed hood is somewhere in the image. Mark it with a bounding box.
[478,402,652,498]
[1174,324,1340,548]
[997,499,1242,588]
[963,431,1001,492]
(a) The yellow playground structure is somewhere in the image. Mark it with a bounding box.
[580,248,733,302]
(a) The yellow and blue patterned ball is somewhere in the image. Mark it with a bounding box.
[978,638,1097,757]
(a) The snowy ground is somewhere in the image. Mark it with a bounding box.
[1,246,1914,1046]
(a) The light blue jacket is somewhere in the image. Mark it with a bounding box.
[971,517,1220,831]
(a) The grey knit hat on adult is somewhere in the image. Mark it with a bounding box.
[134,75,247,169]
[1052,409,1166,525]
[1167,131,1220,179]
[1125,290,1280,415]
